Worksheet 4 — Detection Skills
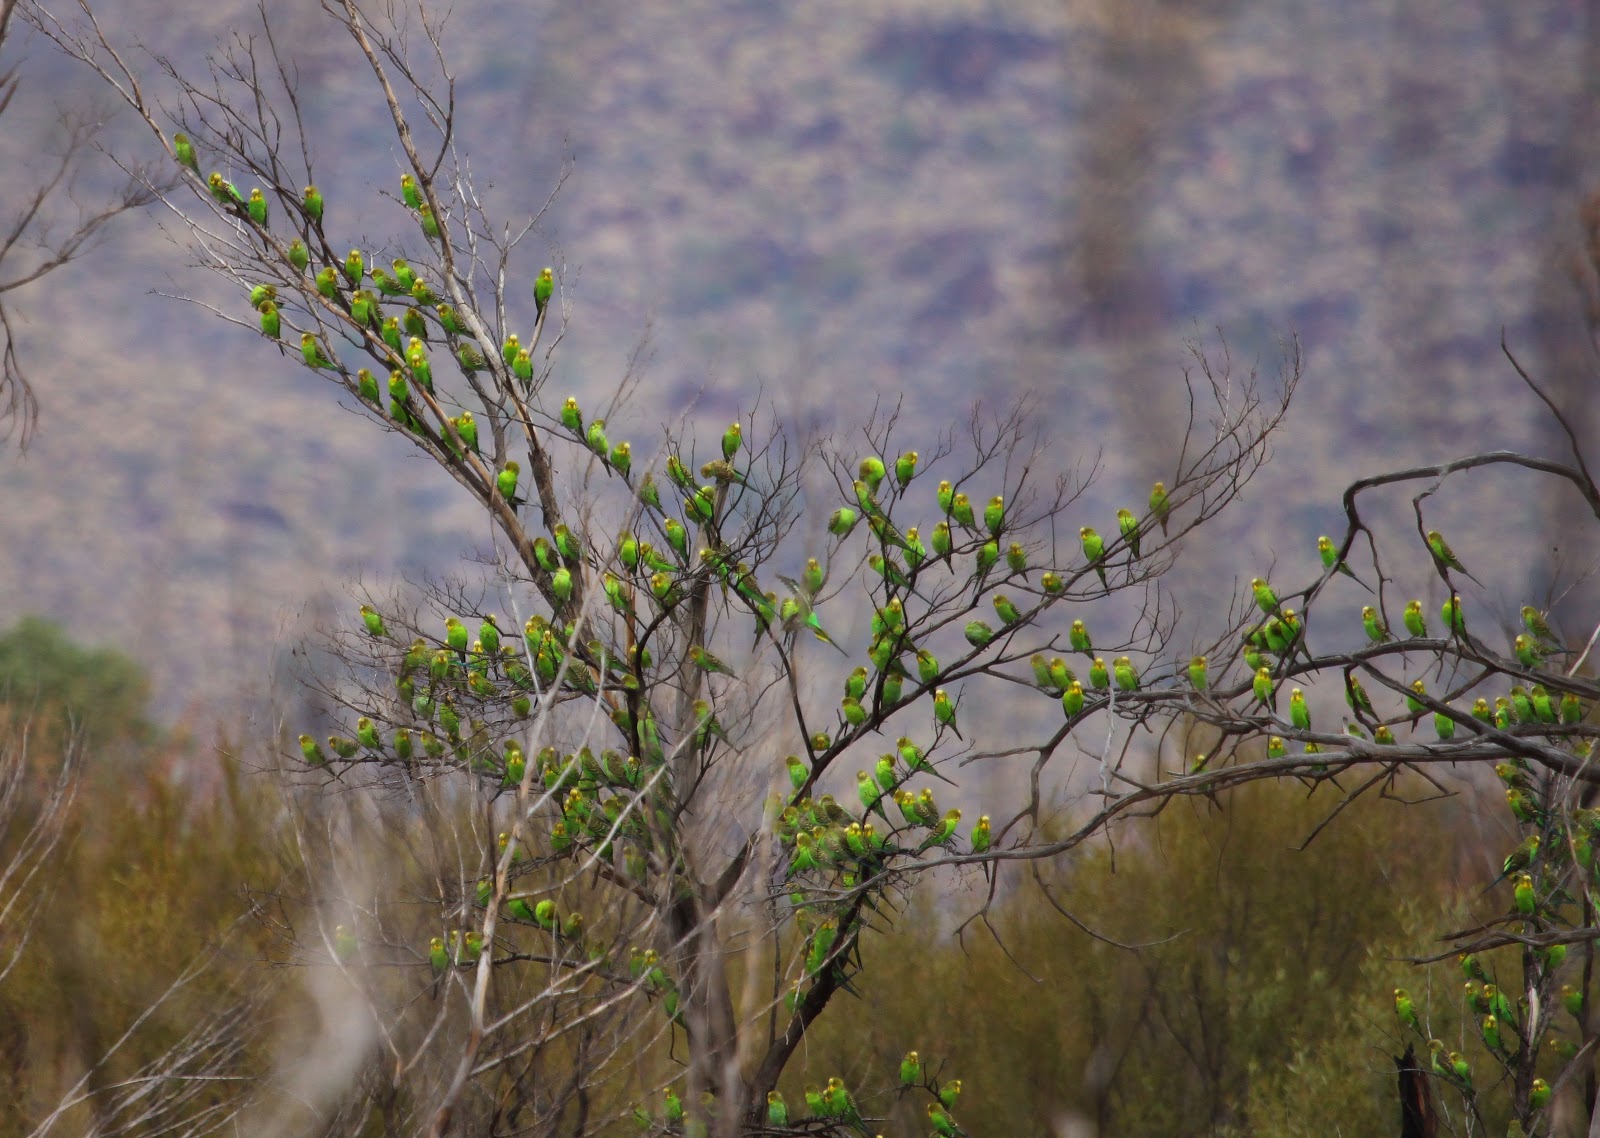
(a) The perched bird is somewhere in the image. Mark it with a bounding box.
[359,604,388,638]
[970,815,991,854]
[1188,656,1209,691]
[827,507,858,538]
[858,455,886,495]
[766,1092,788,1126]
[1361,606,1389,644]
[258,299,280,339]
[1080,527,1107,587]
[1513,634,1545,669]
[1118,507,1140,559]
[1252,666,1274,709]
[1426,529,1482,586]
[1070,620,1093,654]
[303,185,324,224]
[900,1050,923,1087]
[951,492,976,530]
[1089,658,1109,691]
[1317,535,1359,582]
[535,267,555,316]
[1250,578,1279,615]
[246,187,268,226]
[300,332,335,369]
[1522,605,1557,646]
[1515,873,1537,915]
[1113,656,1139,692]
[1149,480,1170,535]
[172,132,198,173]
[917,809,960,852]
[984,495,1006,537]
[1481,1015,1503,1053]
[1403,600,1427,639]
[1289,689,1310,731]
[1394,988,1419,1032]
[496,461,521,505]
[893,450,918,489]
[207,171,243,207]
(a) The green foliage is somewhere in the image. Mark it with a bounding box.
[800,778,1473,1135]
[0,615,150,744]
[0,740,285,1127]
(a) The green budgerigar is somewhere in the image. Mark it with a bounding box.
[1426,529,1483,586]
[1113,656,1139,692]
[302,184,323,224]
[1149,480,1169,534]
[1289,688,1310,731]
[766,1092,788,1126]
[900,1050,922,1087]
[1394,988,1419,1031]
[496,461,521,505]
[1253,666,1274,709]
[1118,507,1140,558]
[301,332,335,369]
[535,267,554,315]
[1080,526,1107,587]
[173,132,198,173]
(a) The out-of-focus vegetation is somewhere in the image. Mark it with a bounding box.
[0,616,152,744]
[0,618,1547,1135]
[0,617,289,1135]
[801,775,1524,1137]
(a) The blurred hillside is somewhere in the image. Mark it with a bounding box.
[0,0,1596,722]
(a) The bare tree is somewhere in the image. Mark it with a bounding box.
[0,0,154,449]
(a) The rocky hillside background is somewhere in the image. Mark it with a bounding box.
[1,0,1595,723]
